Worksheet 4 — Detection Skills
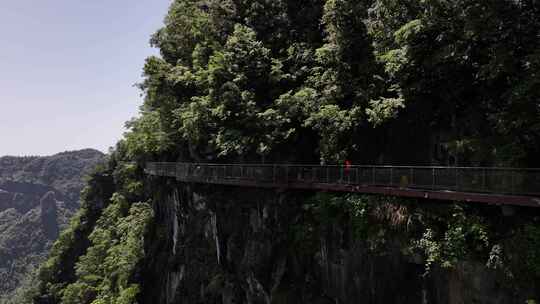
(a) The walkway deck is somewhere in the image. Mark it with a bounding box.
[144,162,540,207]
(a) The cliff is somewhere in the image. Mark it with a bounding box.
[33,162,540,304]
[138,180,540,304]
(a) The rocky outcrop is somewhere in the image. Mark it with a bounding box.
[0,182,62,214]
[40,192,58,240]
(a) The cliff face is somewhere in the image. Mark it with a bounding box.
[29,164,540,304]
[139,179,539,304]
[0,149,104,303]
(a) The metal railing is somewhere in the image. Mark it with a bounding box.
[144,162,540,197]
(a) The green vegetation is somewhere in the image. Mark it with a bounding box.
[303,194,540,287]
[33,156,151,304]
[411,206,491,273]
[0,149,103,303]
[31,0,540,303]
[118,0,540,166]
[60,196,153,304]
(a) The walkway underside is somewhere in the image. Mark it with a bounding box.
[145,162,540,207]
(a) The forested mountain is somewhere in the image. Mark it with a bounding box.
[31,1,540,304]
[0,149,103,303]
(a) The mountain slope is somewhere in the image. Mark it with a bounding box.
[0,149,104,303]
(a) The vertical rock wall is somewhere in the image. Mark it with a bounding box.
[39,191,58,240]
[140,180,537,304]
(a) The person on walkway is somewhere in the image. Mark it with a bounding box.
[345,160,352,172]
[343,160,352,183]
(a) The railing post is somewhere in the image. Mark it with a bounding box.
[390,167,393,186]
[432,168,435,190]
[410,168,414,187]
[285,166,289,183]
[273,165,277,183]
[356,167,359,185]
[327,167,330,183]
[511,170,515,194]
[482,169,486,192]
[455,168,459,191]
[340,166,344,184]
[372,167,376,185]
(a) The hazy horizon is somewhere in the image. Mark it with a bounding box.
[0,0,171,156]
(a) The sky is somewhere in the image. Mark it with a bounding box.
[0,0,172,156]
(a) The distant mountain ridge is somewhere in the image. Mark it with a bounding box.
[0,149,104,203]
[0,149,104,303]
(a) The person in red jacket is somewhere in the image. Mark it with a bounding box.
[344,160,352,182]
[344,160,352,172]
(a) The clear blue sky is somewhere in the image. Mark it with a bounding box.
[0,0,171,156]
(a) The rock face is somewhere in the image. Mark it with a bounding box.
[138,181,538,304]
[0,149,104,302]
[40,191,58,240]
[0,181,60,215]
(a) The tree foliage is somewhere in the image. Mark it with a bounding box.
[120,0,540,166]
[125,0,403,163]
[368,0,540,165]
[60,195,153,304]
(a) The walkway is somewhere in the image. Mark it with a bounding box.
[145,162,540,207]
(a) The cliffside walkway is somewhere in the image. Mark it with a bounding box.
[145,162,540,207]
